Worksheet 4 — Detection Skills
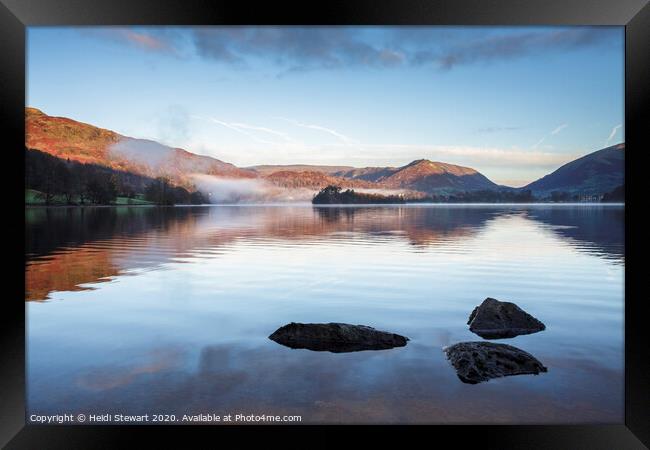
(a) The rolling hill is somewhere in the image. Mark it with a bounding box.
[523,144,624,196]
[26,107,256,189]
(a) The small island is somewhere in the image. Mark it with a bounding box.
[312,185,406,204]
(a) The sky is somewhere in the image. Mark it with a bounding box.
[27,26,624,187]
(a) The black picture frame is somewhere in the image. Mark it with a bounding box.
[1,0,648,447]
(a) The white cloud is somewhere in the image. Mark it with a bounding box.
[531,123,568,149]
[228,122,296,143]
[193,115,286,145]
[606,124,622,145]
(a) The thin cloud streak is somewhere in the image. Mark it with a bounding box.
[606,124,622,145]
[532,137,546,149]
[275,117,359,145]
[194,116,278,145]
[532,123,568,149]
[228,122,296,143]
[551,123,568,135]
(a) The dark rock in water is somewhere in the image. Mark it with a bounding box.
[444,341,548,384]
[269,322,409,353]
[467,297,545,339]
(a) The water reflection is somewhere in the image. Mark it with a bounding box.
[27,340,621,424]
[525,206,624,262]
[26,204,624,423]
[25,205,624,301]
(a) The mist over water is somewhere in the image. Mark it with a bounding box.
[26,204,624,423]
[189,174,315,203]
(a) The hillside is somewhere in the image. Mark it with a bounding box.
[26,107,256,189]
[333,166,398,182]
[248,164,354,176]
[264,170,376,190]
[524,144,624,196]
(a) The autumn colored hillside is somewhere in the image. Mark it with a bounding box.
[26,107,255,190]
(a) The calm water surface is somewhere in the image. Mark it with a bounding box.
[26,204,624,424]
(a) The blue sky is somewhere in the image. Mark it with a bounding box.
[27,26,624,186]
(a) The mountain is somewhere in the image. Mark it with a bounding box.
[377,159,499,192]
[25,107,256,188]
[258,160,499,193]
[523,144,624,196]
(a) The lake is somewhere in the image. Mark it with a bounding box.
[25,204,624,424]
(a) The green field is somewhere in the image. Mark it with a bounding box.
[113,194,155,205]
[26,189,154,206]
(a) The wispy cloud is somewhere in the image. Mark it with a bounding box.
[275,117,359,145]
[228,122,296,143]
[194,116,280,145]
[475,126,523,134]
[120,30,168,51]
[82,28,182,55]
[551,123,568,135]
[606,124,622,145]
[532,137,546,149]
[532,123,568,149]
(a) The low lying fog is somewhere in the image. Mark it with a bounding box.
[190,174,315,203]
[190,175,412,204]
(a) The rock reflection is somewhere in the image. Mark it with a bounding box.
[444,341,548,384]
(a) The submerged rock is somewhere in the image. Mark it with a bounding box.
[444,341,548,384]
[269,322,409,353]
[467,297,545,339]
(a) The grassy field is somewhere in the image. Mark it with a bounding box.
[26,189,154,206]
[113,195,155,205]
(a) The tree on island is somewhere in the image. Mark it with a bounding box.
[313,185,405,204]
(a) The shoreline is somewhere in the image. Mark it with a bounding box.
[25,202,625,208]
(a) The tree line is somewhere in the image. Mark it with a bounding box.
[413,189,535,203]
[25,148,207,205]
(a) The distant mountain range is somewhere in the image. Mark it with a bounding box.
[25,107,624,200]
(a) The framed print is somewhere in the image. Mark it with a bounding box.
[1,0,648,447]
